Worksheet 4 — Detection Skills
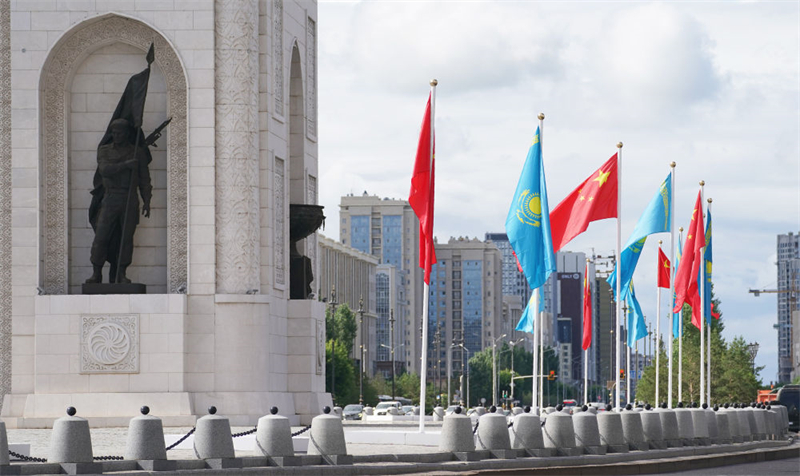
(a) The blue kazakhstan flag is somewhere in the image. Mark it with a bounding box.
[700,210,713,322]
[608,173,672,300]
[506,126,556,291]
[516,288,546,333]
[626,282,648,347]
[672,234,683,338]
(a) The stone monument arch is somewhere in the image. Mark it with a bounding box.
[39,14,188,295]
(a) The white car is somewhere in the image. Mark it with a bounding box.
[374,401,401,415]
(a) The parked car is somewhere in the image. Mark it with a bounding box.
[375,401,402,415]
[776,384,799,431]
[342,404,363,420]
[401,405,414,415]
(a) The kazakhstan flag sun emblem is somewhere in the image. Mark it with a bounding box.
[516,190,542,227]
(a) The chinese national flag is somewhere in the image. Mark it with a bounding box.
[408,94,436,284]
[657,247,671,289]
[550,154,618,252]
[582,261,592,350]
[672,190,705,315]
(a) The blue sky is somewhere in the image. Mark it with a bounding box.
[317,1,800,383]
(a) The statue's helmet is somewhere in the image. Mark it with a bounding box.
[110,118,131,131]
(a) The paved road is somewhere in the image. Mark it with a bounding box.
[653,456,800,475]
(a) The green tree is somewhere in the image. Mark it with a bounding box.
[326,303,357,352]
[326,340,357,406]
[466,344,557,408]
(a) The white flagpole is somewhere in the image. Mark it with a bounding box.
[668,162,676,407]
[626,336,631,405]
[678,226,684,404]
[419,79,437,433]
[656,240,662,405]
[584,258,590,405]
[539,315,544,412]
[615,142,623,410]
[532,290,540,411]
[699,181,705,407]
[706,197,712,404]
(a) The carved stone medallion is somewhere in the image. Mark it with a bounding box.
[80,314,139,373]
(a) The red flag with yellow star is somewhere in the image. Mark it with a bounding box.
[657,246,671,289]
[550,154,618,252]
[672,190,705,314]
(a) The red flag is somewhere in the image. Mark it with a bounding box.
[711,302,721,319]
[550,154,618,252]
[408,94,436,284]
[672,190,705,315]
[657,247,671,289]
[582,262,592,350]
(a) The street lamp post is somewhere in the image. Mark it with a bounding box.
[508,338,524,402]
[389,309,396,399]
[492,334,507,407]
[357,297,365,406]
[328,286,338,404]
[459,343,471,408]
[747,342,759,374]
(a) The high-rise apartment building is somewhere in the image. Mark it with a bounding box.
[486,233,531,304]
[375,264,408,378]
[339,193,424,374]
[776,232,799,383]
[427,237,503,400]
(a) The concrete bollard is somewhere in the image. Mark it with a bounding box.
[413,406,420,416]
[640,405,666,449]
[439,407,476,459]
[194,407,240,469]
[762,406,776,440]
[572,405,606,455]
[48,407,102,475]
[620,405,648,451]
[475,407,515,459]
[125,406,176,471]
[597,406,629,453]
[690,406,710,446]
[474,406,486,417]
[744,405,762,440]
[512,406,524,416]
[0,420,18,476]
[308,407,351,465]
[509,407,554,457]
[720,405,741,443]
[255,407,300,467]
[656,403,682,447]
[363,406,373,416]
[674,404,696,446]
[542,405,581,456]
[332,406,343,418]
[702,405,719,444]
[713,406,731,445]
[433,406,444,422]
[735,405,754,442]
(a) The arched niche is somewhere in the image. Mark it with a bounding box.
[39,14,188,294]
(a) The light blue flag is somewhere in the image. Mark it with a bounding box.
[701,211,713,322]
[672,235,683,338]
[626,282,648,347]
[608,174,672,300]
[505,127,556,292]
[515,288,545,333]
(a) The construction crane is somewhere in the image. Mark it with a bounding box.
[748,287,796,329]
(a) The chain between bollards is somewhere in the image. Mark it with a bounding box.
[472,419,479,435]
[93,455,124,461]
[291,424,312,437]
[231,427,257,438]
[9,450,47,463]
[165,427,195,451]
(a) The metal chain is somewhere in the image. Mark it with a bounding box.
[292,425,312,437]
[508,421,514,428]
[472,420,479,435]
[9,450,46,463]
[231,427,257,438]
[166,427,195,451]
[93,455,124,461]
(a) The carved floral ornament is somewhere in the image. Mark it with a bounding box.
[41,14,188,294]
[80,315,139,373]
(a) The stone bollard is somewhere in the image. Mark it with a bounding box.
[433,406,444,422]
[713,406,732,444]
[674,404,696,446]
[363,406,374,416]
[333,406,343,418]
[656,403,682,447]
[509,407,554,457]
[761,406,776,440]
[690,405,710,446]
[720,404,741,443]
[388,406,399,416]
[125,406,176,471]
[413,406,420,416]
[0,420,18,476]
[48,407,102,475]
[597,405,629,453]
[439,407,477,460]
[702,404,719,444]
[474,406,487,417]
[542,405,581,456]
[194,407,240,469]
[572,405,606,455]
[475,407,515,459]
[255,407,300,467]
[620,405,648,451]
[735,405,754,442]
[774,405,789,437]
[640,405,666,449]
[511,406,524,416]
[308,407,351,465]
[744,405,763,440]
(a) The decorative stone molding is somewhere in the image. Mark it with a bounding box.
[316,319,324,375]
[306,16,316,139]
[41,15,188,294]
[215,0,261,294]
[273,0,284,117]
[307,175,317,292]
[274,157,286,286]
[0,0,12,409]
[80,314,139,373]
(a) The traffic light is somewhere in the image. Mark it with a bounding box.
[548,370,556,381]
[620,369,626,380]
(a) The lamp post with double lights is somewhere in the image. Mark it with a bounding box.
[507,337,524,402]
[328,286,339,404]
[458,343,471,407]
[492,334,507,407]
[747,342,759,374]
[380,342,405,399]
[357,297,365,406]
